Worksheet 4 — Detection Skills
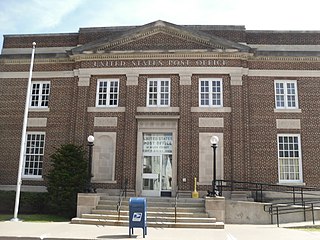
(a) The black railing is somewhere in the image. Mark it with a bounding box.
[116,179,128,221]
[216,179,320,204]
[174,187,179,223]
[216,179,320,227]
[265,201,320,227]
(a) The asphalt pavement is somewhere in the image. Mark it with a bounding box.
[0,221,320,240]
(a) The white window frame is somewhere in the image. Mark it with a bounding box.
[199,78,223,107]
[96,79,119,107]
[277,134,303,183]
[23,132,46,178]
[274,80,298,109]
[147,78,170,107]
[29,81,50,108]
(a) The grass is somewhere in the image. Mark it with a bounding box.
[0,214,70,222]
[289,225,320,232]
[295,228,320,232]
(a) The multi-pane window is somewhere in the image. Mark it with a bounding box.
[96,79,119,107]
[147,78,170,107]
[23,133,45,177]
[199,78,222,107]
[274,80,298,109]
[277,135,302,183]
[30,82,50,108]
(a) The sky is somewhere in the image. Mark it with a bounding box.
[1,0,320,50]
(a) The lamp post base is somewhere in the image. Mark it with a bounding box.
[85,183,96,193]
[207,189,220,197]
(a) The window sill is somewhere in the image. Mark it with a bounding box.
[274,108,302,113]
[29,108,50,112]
[137,107,179,113]
[191,107,231,113]
[22,177,44,181]
[92,180,117,184]
[87,107,126,112]
[277,182,305,186]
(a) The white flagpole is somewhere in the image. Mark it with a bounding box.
[11,42,36,221]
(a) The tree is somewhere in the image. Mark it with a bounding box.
[46,144,88,218]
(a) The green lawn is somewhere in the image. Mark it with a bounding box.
[290,226,320,232]
[0,214,70,222]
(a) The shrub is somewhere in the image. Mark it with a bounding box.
[45,144,88,218]
[0,191,48,214]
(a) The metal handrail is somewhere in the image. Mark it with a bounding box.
[116,179,128,221]
[174,186,179,223]
[264,201,320,227]
[217,179,320,204]
[215,179,320,227]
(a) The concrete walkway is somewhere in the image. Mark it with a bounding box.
[0,221,320,240]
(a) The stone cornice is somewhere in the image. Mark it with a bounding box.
[1,53,320,65]
[0,58,73,65]
[70,52,252,62]
[249,56,320,62]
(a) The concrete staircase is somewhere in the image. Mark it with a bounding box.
[72,196,224,229]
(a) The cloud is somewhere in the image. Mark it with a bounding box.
[0,0,85,33]
[1,0,320,50]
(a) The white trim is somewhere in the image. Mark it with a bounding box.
[0,71,75,78]
[191,107,231,113]
[87,107,125,112]
[147,78,171,107]
[1,46,74,55]
[274,80,298,110]
[76,66,248,76]
[0,67,248,79]
[137,107,179,113]
[22,132,46,178]
[95,79,119,107]
[277,134,303,184]
[274,108,301,113]
[29,81,50,109]
[199,78,223,107]
[2,68,320,79]
[249,70,320,77]
[248,44,320,51]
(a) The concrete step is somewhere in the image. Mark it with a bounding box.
[71,218,224,229]
[101,196,205,203]
[91,209,209,218]
[73,195,224,229]
[99,199,204,208]
[96,205,206,213]
[81,213,216,223]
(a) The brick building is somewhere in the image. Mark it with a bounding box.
[1,20,320,197]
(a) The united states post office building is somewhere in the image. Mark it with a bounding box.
[1,20,320,197]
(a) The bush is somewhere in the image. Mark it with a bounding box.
[0,191,49,214]
[45,144,88,218]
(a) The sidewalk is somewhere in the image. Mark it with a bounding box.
[0,221,320,240]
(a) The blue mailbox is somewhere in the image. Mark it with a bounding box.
[129,197,147,238]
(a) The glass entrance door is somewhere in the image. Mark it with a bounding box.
[161,154,172,196]
[142,155,161,196]
[142,154,172,196]
[141,133,173,196]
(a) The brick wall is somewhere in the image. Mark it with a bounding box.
[1,21,320,193]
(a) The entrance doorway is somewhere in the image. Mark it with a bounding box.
[141,133,173,197]
[142,154,172,196]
